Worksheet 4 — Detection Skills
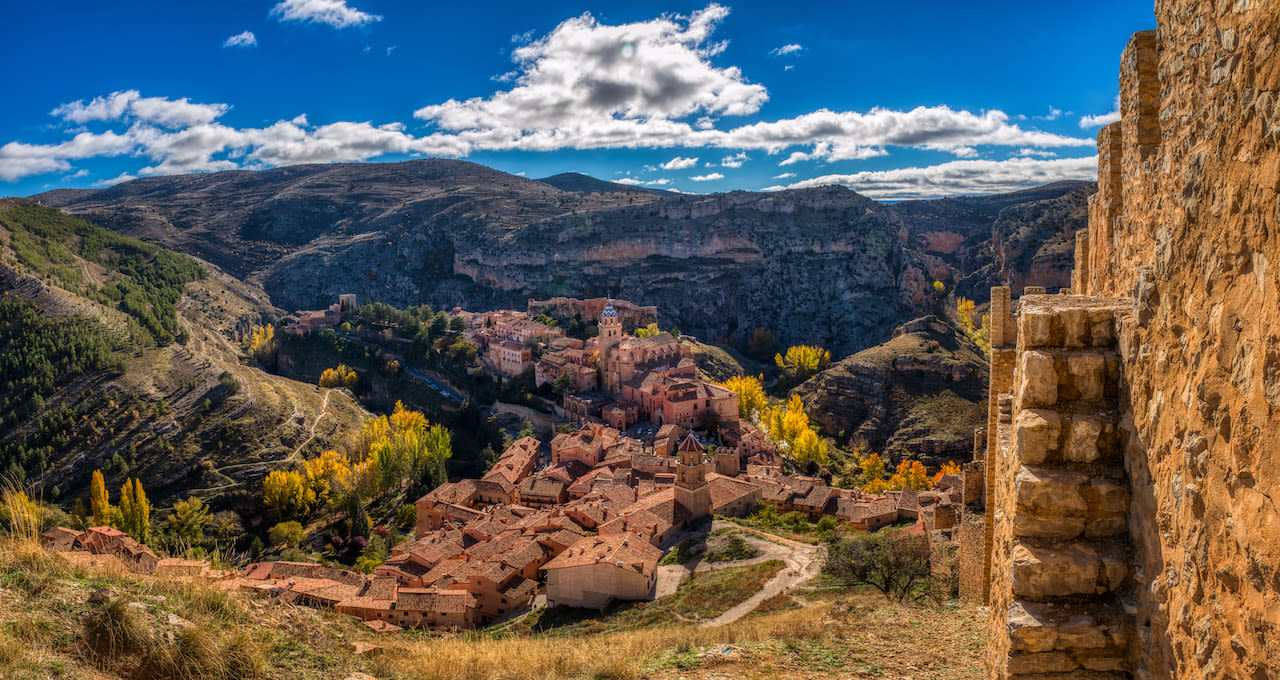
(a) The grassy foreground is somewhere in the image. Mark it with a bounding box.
[0,493,984,680]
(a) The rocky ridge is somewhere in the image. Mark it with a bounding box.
[792,316,988,462]
[35,160,1091,359]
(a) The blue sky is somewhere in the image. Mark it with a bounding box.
[0,0,1154,200]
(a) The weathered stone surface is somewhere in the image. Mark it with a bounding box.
[1014,409,1062,464]
[1011,542,1127,599]
[1015,466,1087,516]
[1063,415,1103,462]
[1019,351,1058,408]
[1067,353,1106,402]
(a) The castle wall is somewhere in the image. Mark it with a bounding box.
[986,2,1280,678]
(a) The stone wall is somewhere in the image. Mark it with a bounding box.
[985,2,1280,678]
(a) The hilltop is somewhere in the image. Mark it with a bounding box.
[33,160,1093,358]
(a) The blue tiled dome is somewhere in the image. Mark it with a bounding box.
[601,301,618,318]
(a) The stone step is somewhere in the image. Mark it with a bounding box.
[1005,599,1133,678]
[1011,538,1129,599]
[1013,465,1130,540]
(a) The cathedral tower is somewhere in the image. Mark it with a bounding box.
[598,299,622,392]
[675,433,711,522]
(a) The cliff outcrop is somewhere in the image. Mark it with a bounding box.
[35,161,1092,359]
[792,316,988,462]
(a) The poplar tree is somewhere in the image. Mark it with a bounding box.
[118,478,151,543]
[89,469,112,527]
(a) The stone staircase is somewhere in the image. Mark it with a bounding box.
[986,294,1138,679]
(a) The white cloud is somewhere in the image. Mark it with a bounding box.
[773,172,795,179]
[270,0,381,29]
[771,156,1098,201]
[1079,96,1121,128]
[52,90,229,128]
[661,155,699,170]
[414,5,769,133]
[223,31,258,48]
[386,45,397,56]
[646,178,672,185]
[614,177,644,185]
[1017,148,1057,158]
[1036,106,1063,121]
[92,172,137,188]
[720,151,748,167]
[690,172,723,181]
[783,64,794,71]
[769,44,802,56]
[0,4,1100,188]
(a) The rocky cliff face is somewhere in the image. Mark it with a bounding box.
[36,160,1089,358]
[792,316,988,463]
[893,181,1094,302]
[993,2,1280,678]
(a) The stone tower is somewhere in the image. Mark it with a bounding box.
[674,433,711,522]
[598,299,622,392]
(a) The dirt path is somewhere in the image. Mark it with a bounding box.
[655,521,824,624]
[700,537,822,627]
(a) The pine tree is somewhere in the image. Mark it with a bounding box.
[89,469,112,527]
[349,492,371,538]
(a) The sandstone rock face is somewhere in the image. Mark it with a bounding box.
[36,161,1094,359]
[893,181,1095,301]
[791,316,988,462]
[1068,3,1280,678]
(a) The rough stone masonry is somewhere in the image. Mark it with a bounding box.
[977,1,1280,678]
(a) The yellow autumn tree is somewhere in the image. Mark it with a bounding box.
[359,402,452,498]
[249,324,276,363]
[263,469,316,522]
[89,469,112,526]
[933,460,963,485]
[860,453,888,492]
[117,478,151,543]
[717,374,768,422]
[956,297,991,357]
[632,323,662,338]
[775,344,831,385]
[304,449,352,505]
[760,394,831,465]
[886,460,933,491]
[319,364,359,391]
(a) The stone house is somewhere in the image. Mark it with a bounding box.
[541,533,660,609]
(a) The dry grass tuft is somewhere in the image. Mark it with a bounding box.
[82,595,151,660]
[136,626,224,680]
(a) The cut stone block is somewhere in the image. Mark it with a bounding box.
[1068,352,1107,402]
[1020,351,1059,408]
[1023,311,1055,347]
[1065,415,1103,462]
[1012,541,1128,598]
[1015,409,1062,464]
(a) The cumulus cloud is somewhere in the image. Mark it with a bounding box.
[52,90,229,128]
[1079,96,1121,128]
[773,172,795,179]
[613,177,644,185]
[270,0,381,28]
[223,31,258,48]
[414,5,768,134]
[0,4,1099,189]
[661,155,699,170]
[1017,148,1057,158]
[769,156,1098,201]
[690,172,723,181]
[769,44,802,56]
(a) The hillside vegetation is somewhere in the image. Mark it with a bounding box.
[0,200,369,511]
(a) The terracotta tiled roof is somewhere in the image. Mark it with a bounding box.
[541,533,661,575]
